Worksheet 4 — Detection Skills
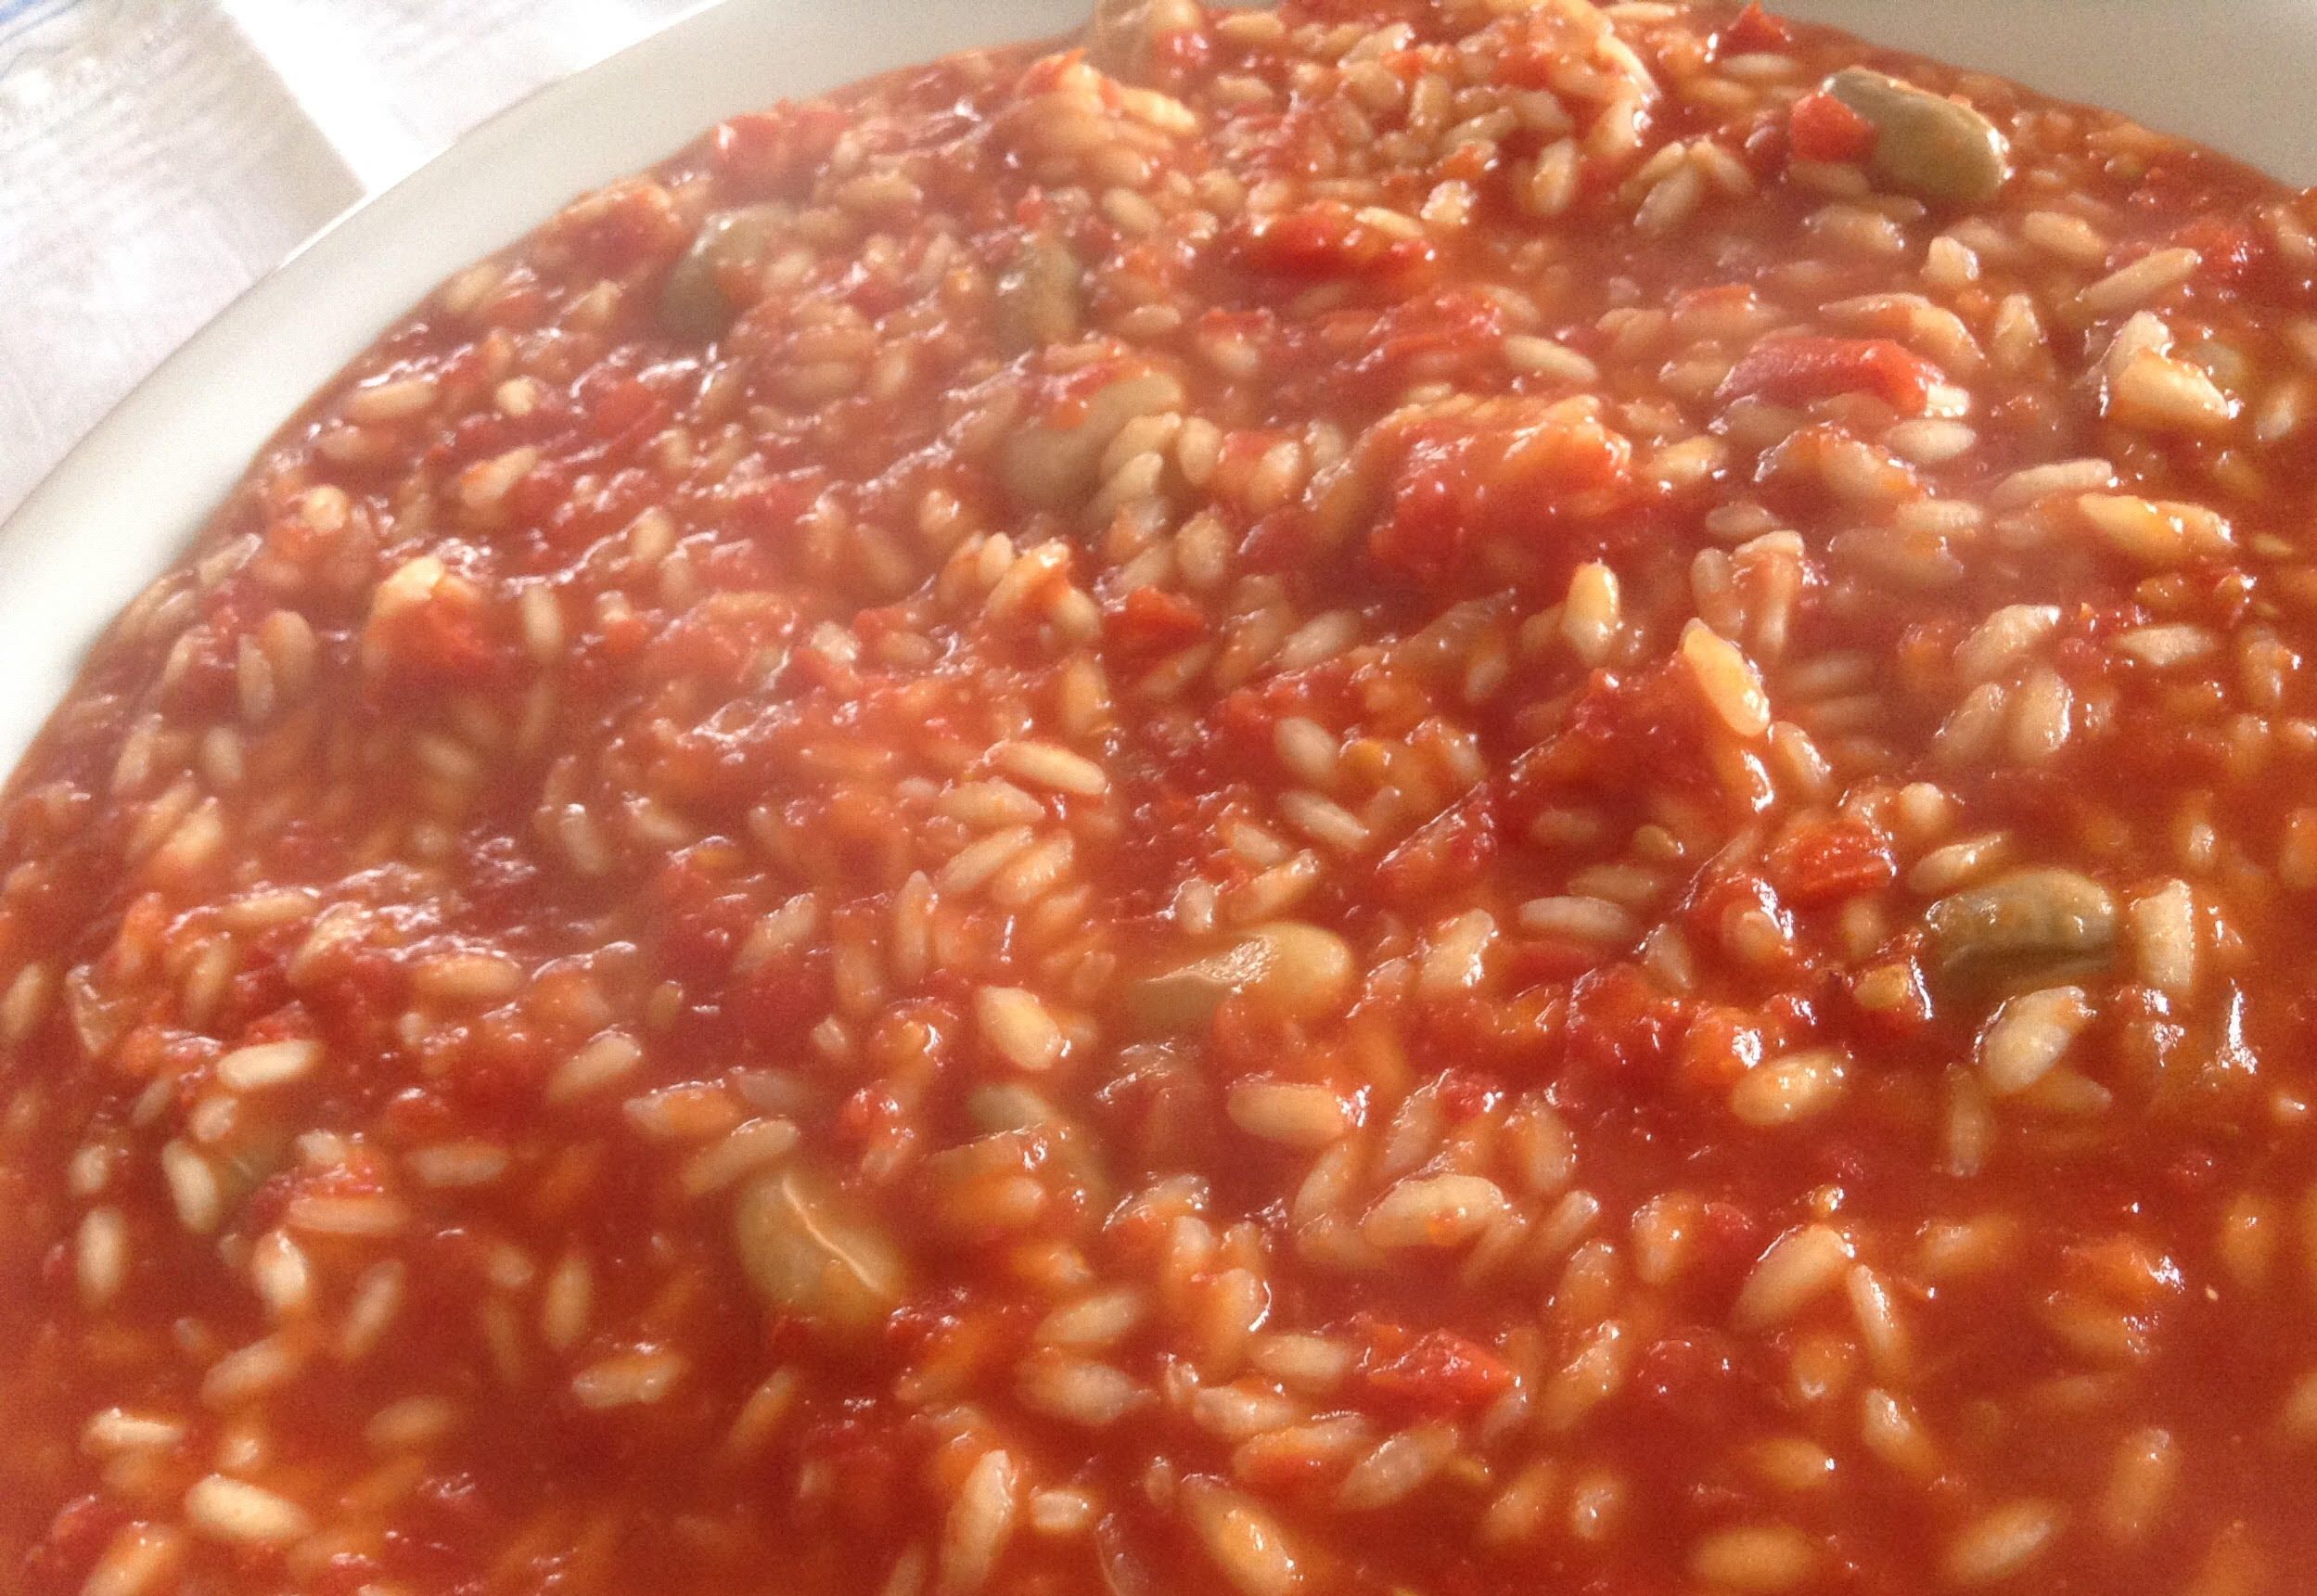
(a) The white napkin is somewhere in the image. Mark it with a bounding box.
[0,0,697,518]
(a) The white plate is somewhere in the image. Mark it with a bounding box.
[4,0,2311,772]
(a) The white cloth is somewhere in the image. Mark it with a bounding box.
[0,0,698,518]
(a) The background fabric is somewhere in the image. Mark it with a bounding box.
[0,0,698,517]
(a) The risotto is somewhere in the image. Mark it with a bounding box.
[6,1,2317,1592]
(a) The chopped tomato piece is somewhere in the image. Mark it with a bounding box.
[1364,399,1634,585]
[1722,2,1794,53]
[1680,1003,1767,1092]
[1374,786,1500,902]
[364,568,508,692]
[1766,817,1898,904]
[1107,585,1209,657]
[1565,963,1690,1085]
[1720,335,1941,414]
[547,180,691,274]
[1363,1327,1516,1416]
[1234,200,1440,282]
[710,100,849,200]
[2167,212,2272,291]
[1786,87,1876,163]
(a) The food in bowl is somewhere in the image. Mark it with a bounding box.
[6,1,2317,1591]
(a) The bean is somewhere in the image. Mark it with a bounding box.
[660,205,787,338]
[1001,371,1185,511]
[1127,922,1355,1032]
[1926,868,2115,984]
[995,237,1084,354]
[1086,0,1158,81]
[733,1165,907,1333]
[1825,68,2009,207]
